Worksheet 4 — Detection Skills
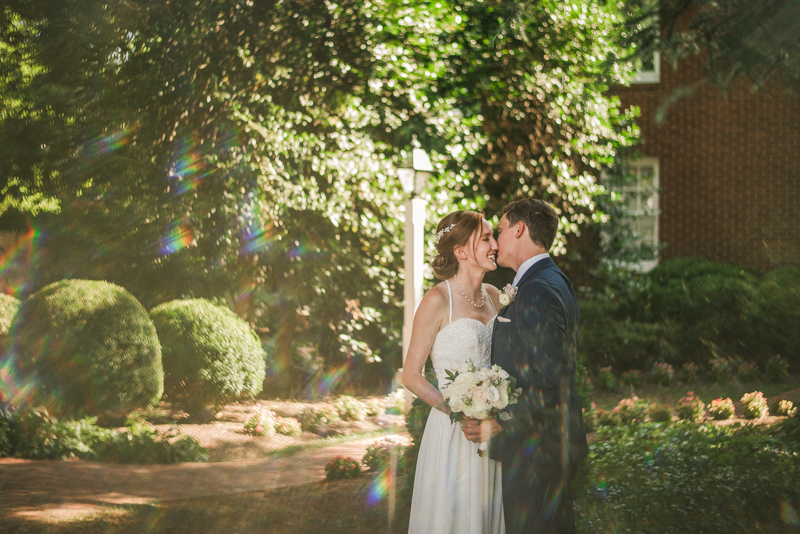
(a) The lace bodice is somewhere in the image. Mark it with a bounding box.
[431,318,494,389]
[430,280,495,389]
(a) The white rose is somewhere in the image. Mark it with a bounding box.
[499,293,511,306]
[486,385,501,404]
[473,386,489,404]
[453,372,474,386]
[474,369,490,382]
[449,396,465,413]
[498,368,510,379]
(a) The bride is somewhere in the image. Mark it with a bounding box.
[402,210,505,534]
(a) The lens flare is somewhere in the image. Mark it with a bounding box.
[159,219,194,256]
[82,126,136,158]
[782,501,800,526]
[366,465,391,506]
[0,226,38,298]
[303,364,350,399]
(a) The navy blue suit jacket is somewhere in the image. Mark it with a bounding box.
[489,256,588,467]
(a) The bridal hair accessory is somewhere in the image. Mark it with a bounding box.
[434,223,456,244]
[499,284,518,307]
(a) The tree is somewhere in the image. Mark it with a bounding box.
[618,0,800,92]
[0,0,639,394]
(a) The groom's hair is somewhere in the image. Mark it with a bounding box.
[503,199,558,251]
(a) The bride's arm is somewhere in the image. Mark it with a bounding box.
[402,286,450,414]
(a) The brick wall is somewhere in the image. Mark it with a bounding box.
[614,55,800,272]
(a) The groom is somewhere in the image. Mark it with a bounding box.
[462,199,588,533]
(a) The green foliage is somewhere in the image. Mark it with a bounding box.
[598,366,617,391]
[676,392,705,421]
[772,399,796,418]
[151,299,266,413]
[578,422,800,533]
[708,358,734,382]
[3,407,207,463]
[741,391,769,419]
[300,403,340,432]
[620,370,644,389]
[579,300,671,371]
[7,279,163,417]
[362,439,401,472]
[576,360,593,408]
[619,0,800,94]
[735,361,759,382]
[363,397,385,417]
[707,398,736,421]
[274,416,302,437]
[324,456,361,480]
[0,293,19,337]
[650,362,674,386]
[612,397,651,425]
[648,403,673,423]
[766,354,792,383]
[758,267,800,368]
[1,0,640,395]
[626,258,761,361]
[0,408,14,457]
[334,395,367,422]
[679,362,700,383]
[243,407,277,438]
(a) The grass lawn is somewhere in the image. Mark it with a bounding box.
[590,376,800,410]
[2,477,413,534]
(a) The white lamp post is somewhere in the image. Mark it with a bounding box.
[398,139,433,413]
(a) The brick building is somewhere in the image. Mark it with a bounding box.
[613,53,800,272]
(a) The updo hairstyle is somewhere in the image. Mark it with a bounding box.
[430,211,485,280]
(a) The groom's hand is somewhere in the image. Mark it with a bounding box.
[461,417,503,443]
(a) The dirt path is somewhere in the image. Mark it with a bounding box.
[0,433,410,525]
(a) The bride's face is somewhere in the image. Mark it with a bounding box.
[464,220,498,272]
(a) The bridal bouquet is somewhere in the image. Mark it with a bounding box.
[441,362,522,455]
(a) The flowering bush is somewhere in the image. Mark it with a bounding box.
[651,362,675,386]
[386,389,405,415]
[621,369,644,388]
[300,403,340,432]
[613,397,651,425]
[736,361,759,381]
[274,416,302,436]
[649,403,674,423]
[708,398,736,420]
[741,391,769,419]
[709,358,734,382]
[363,397,385,417]
[680,362,700,383]
[335,396,367,421]
[771,399,796,417]
[243,406,277,437]
[677,392,705,421]
[362,439,403,471]
[324,456,361,480]
[583,402,601,432]
[598,407,622,427]
[598,366,617,391]
[765,355,791,382]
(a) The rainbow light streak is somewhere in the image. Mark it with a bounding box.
[0,356,36,408]
[366,465,391,506]
[82,126,135,158]
[0,226,38,298]
[302,364,350,400]
[168,140,211,195]
[240,213,276,255]
[159,220,194,256]
[782,501,800,526]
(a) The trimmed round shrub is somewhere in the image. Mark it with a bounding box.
[151,299,266,412]
[708,398,736,420]
[0,294,20,337]
[7,280,163,417]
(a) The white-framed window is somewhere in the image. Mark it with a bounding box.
[620,157,660,272]
[631,52,660,84]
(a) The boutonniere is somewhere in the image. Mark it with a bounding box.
[498,284,518,307]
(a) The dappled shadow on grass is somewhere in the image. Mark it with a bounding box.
[0,478,412,534]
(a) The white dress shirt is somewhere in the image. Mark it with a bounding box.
[512,252,550,287]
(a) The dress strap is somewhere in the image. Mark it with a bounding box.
[444,280,453,323]
[483,285,498,314]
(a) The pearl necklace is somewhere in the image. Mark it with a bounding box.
[453,273,485,308]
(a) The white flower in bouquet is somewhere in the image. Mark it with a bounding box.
[441,362,523,455]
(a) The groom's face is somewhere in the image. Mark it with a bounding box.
[495,215,517,268]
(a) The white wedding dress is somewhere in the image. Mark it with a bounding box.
[408,281,505,534]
